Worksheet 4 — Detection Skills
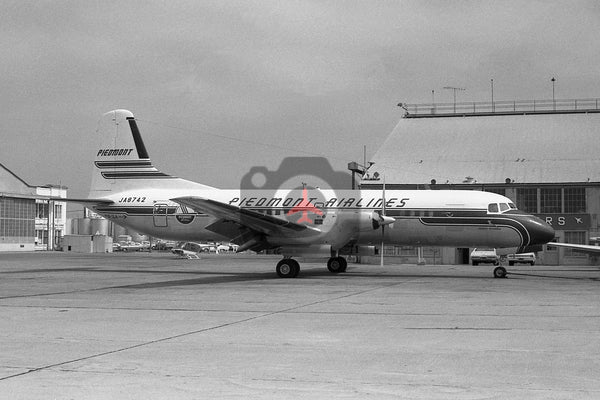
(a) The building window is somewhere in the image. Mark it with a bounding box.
[540,188,561,213]
[36,203,48,219]
[0,198,35,242]
[35,230,46,245]
[516,188,537,213]
[564,187,586,213]
[54,203,63,218]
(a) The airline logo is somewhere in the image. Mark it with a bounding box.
[97,148,134,157]
[228,196,409,209]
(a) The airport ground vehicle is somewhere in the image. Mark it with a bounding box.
[507,252,536,265]
[470,248,500,266]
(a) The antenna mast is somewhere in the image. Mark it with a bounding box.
[443,86,466,113]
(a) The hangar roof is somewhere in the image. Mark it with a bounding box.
[362,104,600,186]
[0,162,36,197]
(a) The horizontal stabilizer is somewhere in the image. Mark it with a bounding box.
[37,196,114,206]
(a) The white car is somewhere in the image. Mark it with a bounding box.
[507,253,536,266]
[470,248,500,266]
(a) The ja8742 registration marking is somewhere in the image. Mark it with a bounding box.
[118,196,147,203]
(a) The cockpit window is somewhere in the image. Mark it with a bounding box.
[499,203,509,212]
[509,203,517,209]
[488,203,499,213]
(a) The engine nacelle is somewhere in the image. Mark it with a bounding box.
[357,211,395,231]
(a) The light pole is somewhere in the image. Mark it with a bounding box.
[491,79,494,112]
[551,77,556,110]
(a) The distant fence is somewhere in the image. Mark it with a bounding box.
[401,98,600,118]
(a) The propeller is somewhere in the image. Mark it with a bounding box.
[370,177,394,265]
[378,177,395,266]
[381,180,385,266]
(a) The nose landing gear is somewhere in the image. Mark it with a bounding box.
[493,266,507,279]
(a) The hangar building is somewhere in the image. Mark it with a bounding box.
[360,98,600,265]
[0,163,67,251]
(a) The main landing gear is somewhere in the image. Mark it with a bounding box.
[275,256,348,278]
[276,258,300,278]
[327,256,347,273]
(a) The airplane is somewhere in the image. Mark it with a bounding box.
[57,109,555,279]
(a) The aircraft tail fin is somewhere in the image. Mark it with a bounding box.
[90,109,211,197]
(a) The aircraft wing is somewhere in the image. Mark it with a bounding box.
[172,196,318,237]
[549,242,600,253]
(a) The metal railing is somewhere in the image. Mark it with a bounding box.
[400,98,600,118]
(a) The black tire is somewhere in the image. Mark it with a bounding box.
[472,261,478,266]
[290,259,300,278]
[531,261,535,266]
[327,257,347,273]
[276,259,300,278]
[493,266,507,279]
[508,261,514,266]
[338,257,348,272]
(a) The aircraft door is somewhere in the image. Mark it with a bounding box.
[153,203,168,227]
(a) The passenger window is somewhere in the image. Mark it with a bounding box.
[488,203,499,213]
[499,203,509,212]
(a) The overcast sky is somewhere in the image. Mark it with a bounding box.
[2,0,600,198]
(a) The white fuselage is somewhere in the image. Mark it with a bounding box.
[92,187,547,252]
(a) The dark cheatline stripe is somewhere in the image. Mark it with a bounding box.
[101,171,175,179]
[96,206,158,214]
[420,216,530,246]
[386,209,487,218]
[95,160,153,168]
[95,206,206,217]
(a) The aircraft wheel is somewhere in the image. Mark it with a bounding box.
[327,257,347,273]
[493,266,507,279]
[276,259,300,278]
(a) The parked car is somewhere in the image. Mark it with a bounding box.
[119,241,143,252]
[507,252,536,266]
[152,240,177,251]
[470,248,500,266]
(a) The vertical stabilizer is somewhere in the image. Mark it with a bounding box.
[89,109,209,197]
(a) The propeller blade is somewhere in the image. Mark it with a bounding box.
[380,226,385,266]
[380,176,386,267]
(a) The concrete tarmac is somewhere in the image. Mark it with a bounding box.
[0,252,599,399]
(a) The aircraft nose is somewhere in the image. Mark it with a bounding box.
[526,216,555,245]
